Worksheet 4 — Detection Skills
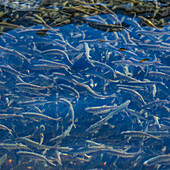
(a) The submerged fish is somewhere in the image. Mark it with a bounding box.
[144,155,170,166]
[17,151,57,167]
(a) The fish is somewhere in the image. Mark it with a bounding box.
[115,71,139,81]
[0,143,31,150]
[141,99,170,109]
[138,16,159,28]
[0,154,7,167]
[0,114,23,119]
[17,137,55,150]
[101,148,143,158]
[143,154,170,166]
[0,46,31,63]
[86,100,130,133]
[49,123,74,143]
[121,131,161,140]
[0,22,24,29]
[0,124,12,133]
[16,83,53,91]
[139,58,150,62]
[97,39,105,42]
[118,87,146,106]
[17,151,57,167]
[118,48,126,51]
[39,124,45,145]
[20,112,61,121]
[38,59,71,71]
[74,146,142,158]
[0,65,29,77]
[58,98,75,125]
[85,105,117,115]
[36,29,49,37]
[76,81,116,99]
[59,84,80,102]
[87,22,125,32]
[147,71,170,80]
[156,66,170,74]
[17,99,50,106]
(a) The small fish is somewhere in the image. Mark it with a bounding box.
[0,143,31,150]
[0,154,7,167]
[36,29,49,37]
[0,65,29,77]
[102,148,142,158]
[16,83,53,91]
[140,58,150,63]
[115,71,139,81]
[76,81,116,99]
[156,66,170,74]
[38,59,71,71]
[138,16,159,28]
[121,131,161,140]
[58,98,75,125]
[0,22,24,29]
[17,151,57,167]
[88,22,125,32]
[141,99,170,109]
[118,48,126,51]
[143,154,170,166]
[126,109,147,120]
[0,124,12,133]
[39,124,45,145]
[59,84,80,102]
[17,137,55,150]
[118,87,146,106]
[0,46,31,63]
[17,100,49,106]
[0,114,23,119]
[49,123,74,143]
[147,71,170,80]
[85,105,117,115]
[74,146,142,158]
[97,39,105,42]
[20,112,61,122]
[86,100,130,133]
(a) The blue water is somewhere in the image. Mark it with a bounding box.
[0,3,169,170]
